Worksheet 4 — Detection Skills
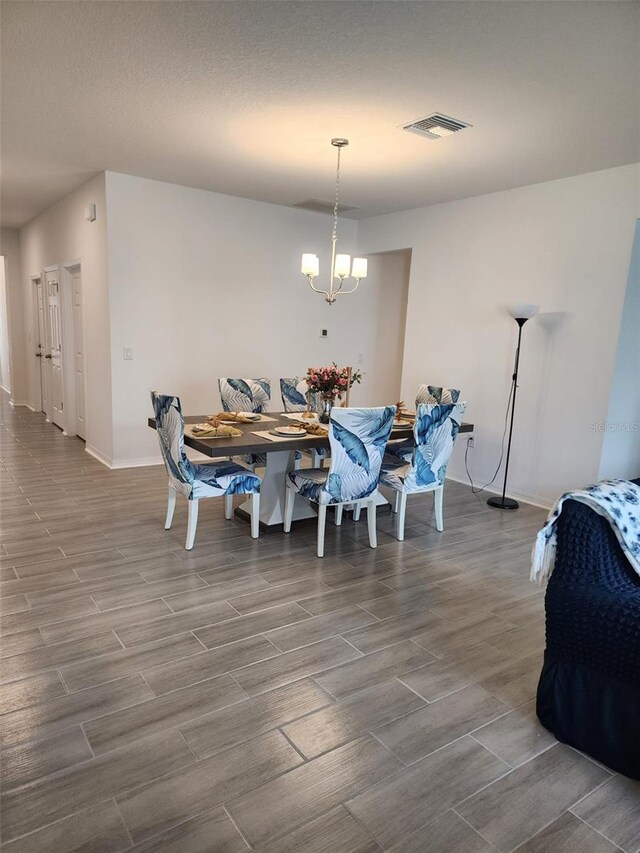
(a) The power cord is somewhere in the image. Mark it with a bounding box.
[465,379,514,495]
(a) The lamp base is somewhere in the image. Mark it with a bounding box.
[487,496,519,510]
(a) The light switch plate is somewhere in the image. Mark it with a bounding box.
[123,347,133,360]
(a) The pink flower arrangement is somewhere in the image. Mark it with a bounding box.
[305,363,362,399]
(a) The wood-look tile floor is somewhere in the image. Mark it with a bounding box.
[0,396,633,852]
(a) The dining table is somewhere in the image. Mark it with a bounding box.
[148,411,474,531]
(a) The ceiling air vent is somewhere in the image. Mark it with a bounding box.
[403,113,471,140]
[291,198,360,216]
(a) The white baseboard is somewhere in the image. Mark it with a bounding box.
[445,472,552,511]
[111,457,164,470]
[1,384,11,395]
[85,444,165,470]
[9,400,31,409]
[85,444,115,469]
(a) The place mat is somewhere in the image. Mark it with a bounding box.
[281,412,319,422]
[252,429,318,443]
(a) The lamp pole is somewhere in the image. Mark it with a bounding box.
[488,305,538,510]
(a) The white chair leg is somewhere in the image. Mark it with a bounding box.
[396,492,407,542]
[393,491,400,514]
[367,499,377,549]
[294,454,302,470]
[317,504,327,558]
[250,492,260,539]
[283,487,295,533]
[224,493,234,520]
[353,503,362,522]
[185,499,199,550]
[435,487,444,532]
[164,485,177,529]
[335,504,343,526]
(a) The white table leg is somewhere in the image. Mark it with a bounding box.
[237,449,316,528]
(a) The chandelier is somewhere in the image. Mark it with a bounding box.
[301,138,368,305]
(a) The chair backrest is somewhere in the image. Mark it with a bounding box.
[415,385,461,406]
[320,406,396,504]
[218,378,271,413]
[150,391,194,495]
[280,377,317,412]
[405,402,467,491]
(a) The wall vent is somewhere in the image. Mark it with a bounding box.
[402,113,471,140]
[291,198,360,215]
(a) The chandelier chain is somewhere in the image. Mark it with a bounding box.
[332,145,341,242]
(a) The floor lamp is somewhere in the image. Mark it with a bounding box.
[488,303,539,510]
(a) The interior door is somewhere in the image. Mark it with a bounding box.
[45,269,64,429]
[71,266,86,439]
[35,278,48,414]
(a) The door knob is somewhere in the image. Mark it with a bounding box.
[45,354,52,359]
[35,352,42,358]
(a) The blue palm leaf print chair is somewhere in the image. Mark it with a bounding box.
[389,385,462,464]
[280,376,328,469]
[218,377,271,413]
[151,392,261,549]
[284,406,396,558]
[380,402,467,541]
[218,377,271,469]
[416,385,461,405]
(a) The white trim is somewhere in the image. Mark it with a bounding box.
[84,443,114,468]
[445,472,552,510]
[85,444,163,470]
[111,457,164,470]
[9,400,32,409]
[0,383,10,394]
[61,260,86,441]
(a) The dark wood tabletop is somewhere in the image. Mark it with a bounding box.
[148,412,474,458]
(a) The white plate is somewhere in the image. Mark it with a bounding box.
[273,426,306,437]
[238,412,261,421]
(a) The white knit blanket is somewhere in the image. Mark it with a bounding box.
[531,479,640,585]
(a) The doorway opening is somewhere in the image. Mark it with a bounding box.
[31,262,87,440]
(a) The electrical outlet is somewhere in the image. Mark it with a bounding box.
[320,328,328,338]
[123,347,133,360]
[467,436,475,448]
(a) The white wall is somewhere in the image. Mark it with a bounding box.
[105,172,409,465]
[358,164,640,506]
[599,219,640,481]
[19,174,113,460]
[0,228,26,403]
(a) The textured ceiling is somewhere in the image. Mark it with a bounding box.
[1,1,639,228]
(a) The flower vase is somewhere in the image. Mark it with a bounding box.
[319,395,335,424]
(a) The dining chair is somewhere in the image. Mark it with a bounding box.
[280,376,327,469]
[388,385,462,464]
[284,406,396,557]
[416,385,461,405]
[379,401,467,541]
[218,377,271,413]
[151,392,261,549]
[218,377,271,469]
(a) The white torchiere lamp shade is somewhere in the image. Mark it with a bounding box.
[508,303,539,321]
